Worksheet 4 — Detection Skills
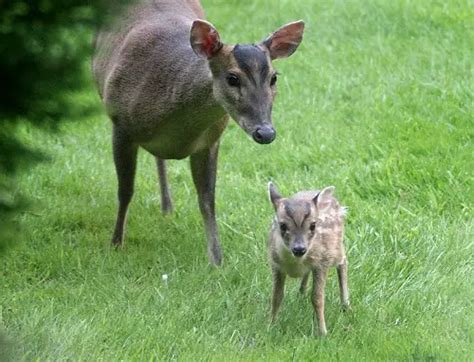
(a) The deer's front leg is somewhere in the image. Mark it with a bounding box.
[271,268,286,322]
[312,267,329,336]
[111,126,138,246]
[190,142,222,266]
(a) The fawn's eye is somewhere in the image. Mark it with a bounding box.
[270,74,277,86]
[309,222,316,232]
[227,74,240,87]
[279,223,288,234]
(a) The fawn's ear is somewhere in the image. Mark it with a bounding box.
[268,182,282,210]
[313,186,335,211]
[261,20,305,60]
[190,20,223,58]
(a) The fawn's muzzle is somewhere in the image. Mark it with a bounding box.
[291,246,307,257]
[252,126,276,144]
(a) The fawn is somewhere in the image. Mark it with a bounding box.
[267,182,350,335]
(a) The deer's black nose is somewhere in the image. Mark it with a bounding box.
[291,246,307,257]
[252,126,276,144]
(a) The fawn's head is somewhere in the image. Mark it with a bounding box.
[268,183,336,257]
[191,20,304,144]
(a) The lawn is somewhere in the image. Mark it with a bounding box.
[1,0,473,360]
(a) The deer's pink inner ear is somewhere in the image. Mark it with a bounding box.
[202,31,219,57]
[191,20,222,58]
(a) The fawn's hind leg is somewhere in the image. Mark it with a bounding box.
[337,258,350,310]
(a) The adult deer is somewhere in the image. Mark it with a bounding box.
[93,0,304,265]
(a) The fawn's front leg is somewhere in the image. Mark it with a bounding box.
[312,267,328,336]
[299,271,310,294]
[271,268,286,322]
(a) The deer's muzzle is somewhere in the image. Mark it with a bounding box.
[252,125,276,144]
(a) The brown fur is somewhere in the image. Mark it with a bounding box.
[268,183,350,336]
[92,0,304,265]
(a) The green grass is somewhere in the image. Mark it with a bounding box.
[1,0,473,360]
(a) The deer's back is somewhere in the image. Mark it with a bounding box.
[93,0,210,136]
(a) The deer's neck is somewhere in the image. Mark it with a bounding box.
[163,50,222,116]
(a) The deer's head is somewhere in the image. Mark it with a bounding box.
[191,20,304,144]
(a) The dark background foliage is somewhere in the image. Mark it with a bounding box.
[0,1,133,352]
[0,0,132,252]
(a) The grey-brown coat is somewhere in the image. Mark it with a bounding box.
[92,0,304,265]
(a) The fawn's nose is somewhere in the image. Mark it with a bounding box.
[291,246,307,257]
[252,126,276,144]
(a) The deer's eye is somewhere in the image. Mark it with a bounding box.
[270,74,277,86]
[279,223,288,234]
[227,74,240,87]
[309,222,316,232]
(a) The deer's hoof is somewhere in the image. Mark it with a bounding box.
[111,237,124,249]
[161,200,174,214]
[208,243,223,266]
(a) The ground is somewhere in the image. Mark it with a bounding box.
[1,0,473,360]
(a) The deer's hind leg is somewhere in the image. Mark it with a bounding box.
[156,158,173,213]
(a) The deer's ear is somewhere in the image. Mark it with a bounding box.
[190,20,223,58]
[313,186,335,211]
[261,20,305,60]
[268,182,282,210]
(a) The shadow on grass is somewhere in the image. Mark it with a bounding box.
[0,332,13,361]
